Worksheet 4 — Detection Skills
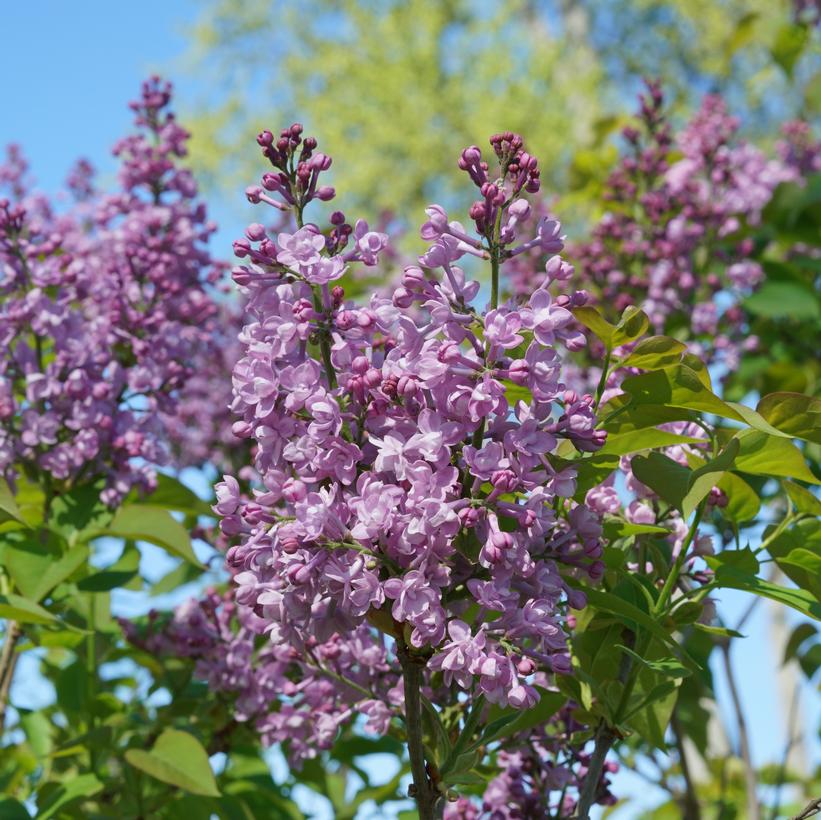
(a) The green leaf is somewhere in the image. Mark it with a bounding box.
[713,566,821,620]
[602,518,670,540]
[125,728,220,797]
[756,392,821,444]
[777,549,821,599]
[680,354,712,389]
[0,479,24,525]
[572,305,615,348]
[706,548,760,576]
[5,541,88,601]
[501,379,532,407]
[478,690,566,747]
[784,482,821,516]
[619,336,687,370]
[692,623,744,639]
[97,505,203,567]
[682,439,739,518]
[732,429,819,485]
[20,709,53,758]
[77,543,141,592]
[601,400,696,438]
[0,798,30,820]
[137,474,215,518]
[717,472,761,523]
[579,587,699,671]
[150,560,203,596]
[598,428,702,457]
[611,306,650,348]
[743,281,819,320]
[770,22,810,77]
[783,622,816,664]
[0,593,59,626]
[36,773,103,819]
[419,695,451,766]
[615,644,690,679]
[766,518,821,601]
[622,365,792,438]
[630,452,690,512]
[48,481,113,543]
[727,11,759,55]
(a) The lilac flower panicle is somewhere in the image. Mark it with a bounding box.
[0,77,227,502]
[213,125,611,782]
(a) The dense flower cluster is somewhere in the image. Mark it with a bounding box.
[218,125,608,731]
[120,589,399,762]
[444,703,618,818]
[572,81,796,373]
[0,78,223,502]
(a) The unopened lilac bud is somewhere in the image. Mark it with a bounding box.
[233,238,251,258]
[282,479,307,503]
[393,286,414,308]
[382,375,399,398]
[550,653,573,675]
[588,560,605,582]
[245,222,266,241]
[566,588,587,610]
[508,359,529,385]
[459,507,481,528]
[397,375,417,398]
[517,657,536,676]
[316,186,335,201]
[508,198,531,220]
[402,266,426,288]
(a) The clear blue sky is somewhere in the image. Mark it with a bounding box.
[1,4,817,817]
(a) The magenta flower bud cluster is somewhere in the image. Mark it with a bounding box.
[218,128,609,724]
[0,77,225,502]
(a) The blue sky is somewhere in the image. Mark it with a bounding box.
[1,3,818,817]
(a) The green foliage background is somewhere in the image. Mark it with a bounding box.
[183,0,819,226]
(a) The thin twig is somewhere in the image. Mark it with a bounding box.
[770,686,802,820]
[576,630,636,819]
[0,621,21,733]
[671,710,701,819]
[720,641,760,820]
[791,798,821,820]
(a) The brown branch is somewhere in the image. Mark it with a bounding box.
[0,621,22,733]
[397,639,441,820]
[791,797,821,820]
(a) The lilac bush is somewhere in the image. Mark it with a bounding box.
[2,72,817,820]
[0,77,224,503]
[572,81,798,375]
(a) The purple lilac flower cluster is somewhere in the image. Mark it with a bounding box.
[444,703,618,819]
[0,78,223,503]
[217,127,607,721]
[572,81,796,373]
[120,589,399,762]
[777,119,821,177]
